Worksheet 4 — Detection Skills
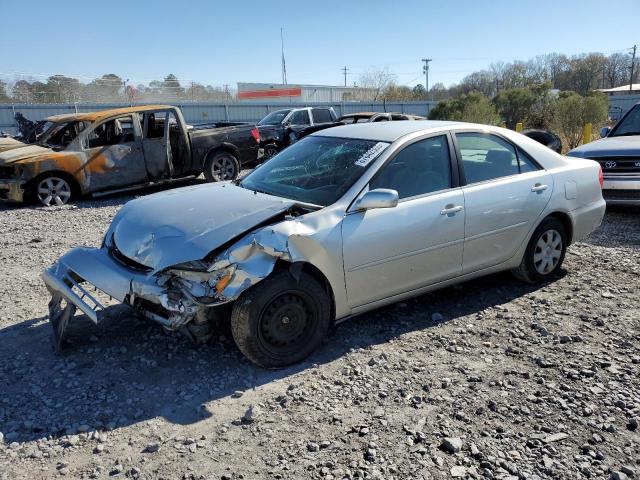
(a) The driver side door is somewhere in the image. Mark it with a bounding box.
[341,134,465,307]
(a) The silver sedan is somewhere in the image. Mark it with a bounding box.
[43,121,606,368]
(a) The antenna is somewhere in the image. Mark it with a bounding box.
[281,27,287,85]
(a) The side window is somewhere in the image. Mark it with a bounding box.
[456,133,519,184]
[87,116,135,148]
[370,135,452,199]
[144,112,167,139]
[311,108,333,124]
[517,148,539,173]
[289,110,310,126]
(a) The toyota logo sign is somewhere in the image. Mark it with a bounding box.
[605,161,617,169]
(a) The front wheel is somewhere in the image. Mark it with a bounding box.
[230,271,331,368]
[512,217,567,283]
[203,152,239,182]
[33,174,74,206]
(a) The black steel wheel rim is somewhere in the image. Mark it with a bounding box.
[264,146,278,159]
[258,291,316,356]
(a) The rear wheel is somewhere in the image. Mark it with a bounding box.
[33,174,74,206]
[203,151,239,182]
[512,217,567,283]
[231,271,330,368]
[263,144,280,159]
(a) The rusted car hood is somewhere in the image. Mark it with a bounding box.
[108,182,296,271]
[0,137,31,154]
[0,143,55,165]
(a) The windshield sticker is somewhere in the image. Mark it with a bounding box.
[355,142,388,167]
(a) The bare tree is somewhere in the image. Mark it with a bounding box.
[605,53,630,88]
[358,67,396,101]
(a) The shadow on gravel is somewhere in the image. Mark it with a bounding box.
[0,269,557,443]
[585,205,640,248]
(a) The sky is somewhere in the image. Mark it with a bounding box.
[1,0,638,89]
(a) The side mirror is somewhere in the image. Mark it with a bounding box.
[354,188,399,211]
[600,126,611,138]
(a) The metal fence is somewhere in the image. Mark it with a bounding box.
[0,101,439,135]
[2,96,637,136]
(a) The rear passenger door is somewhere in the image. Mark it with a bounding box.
[140,110,173,179]
[453,131,553,273]
[82,115,147,192]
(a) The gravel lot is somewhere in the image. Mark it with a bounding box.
[0,184,638,480]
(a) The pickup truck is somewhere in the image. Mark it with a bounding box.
[0,105,262,206]
[257,106,337,158]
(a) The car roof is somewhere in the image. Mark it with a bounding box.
[312,120,464,142]
[45,105,173,123]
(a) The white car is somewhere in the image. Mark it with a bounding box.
[44,121,606,367]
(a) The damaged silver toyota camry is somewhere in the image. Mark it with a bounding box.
[43,121,606,367]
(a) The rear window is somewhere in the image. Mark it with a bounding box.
[311,108,334,124]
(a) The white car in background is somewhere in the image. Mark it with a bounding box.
[567,102,640,205]
[44,121,606,368]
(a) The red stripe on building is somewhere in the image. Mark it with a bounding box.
[238,87,302,99]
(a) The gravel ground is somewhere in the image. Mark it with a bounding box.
[0,184,638,480]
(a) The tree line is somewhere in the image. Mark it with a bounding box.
[0,74,234,104]
[363,51,638,102]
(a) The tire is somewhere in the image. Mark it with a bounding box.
[512,217,567,284]
[31,173,74,206]
[522,129,563,154]
[230,270,331,368]
[203,151,239,182]
[263,144,280,159]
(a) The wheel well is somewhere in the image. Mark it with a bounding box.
[273,260,336,322]
[547,211,573,244]
[205,146,239,162]
[30,170,81,196]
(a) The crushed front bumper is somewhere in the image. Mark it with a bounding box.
[0,178,25,202]
[42,247,197,350]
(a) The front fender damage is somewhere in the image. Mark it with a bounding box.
[43,210,337,350]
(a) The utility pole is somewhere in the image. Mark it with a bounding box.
[341,66,349,87]
[630,44,637,95]
[281,27,287,85]
[422,58,432,100]
[223,84,230,101]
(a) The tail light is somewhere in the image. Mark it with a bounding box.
[598,164,604,189]
[250,127,260,143]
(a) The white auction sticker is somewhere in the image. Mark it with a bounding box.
[355,142,388,167]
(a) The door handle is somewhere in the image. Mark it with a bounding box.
[440,204,464,216]
[531,183,548,193]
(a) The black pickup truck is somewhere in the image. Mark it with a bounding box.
[0,105,262,206]
[257,106,337,158]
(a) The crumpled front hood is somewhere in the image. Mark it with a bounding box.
[109,182,296,271]
[0,143,55,165]
[568,136,640,158]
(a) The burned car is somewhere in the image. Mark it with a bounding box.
[43,121,605,368]
[0,105,261,206]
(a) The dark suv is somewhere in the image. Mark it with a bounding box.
[257,107,337,158]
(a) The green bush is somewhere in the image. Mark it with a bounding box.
[428,92,500,125]
[551,92,608,149]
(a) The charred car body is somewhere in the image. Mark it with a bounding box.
[0,105,261,206]
[44,121,605,368]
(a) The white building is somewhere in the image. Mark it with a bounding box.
[237,83,375,103]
